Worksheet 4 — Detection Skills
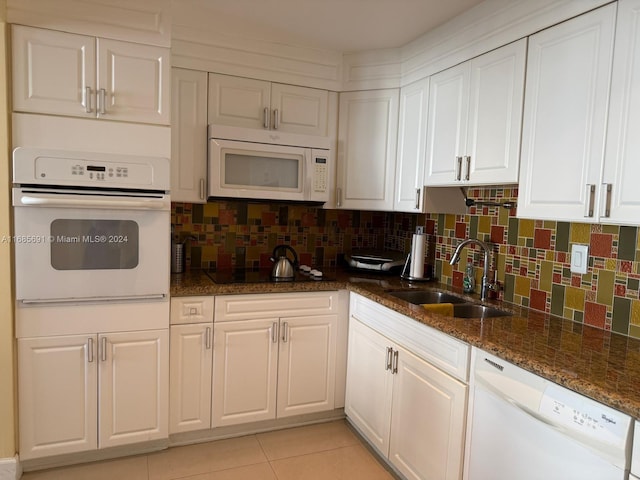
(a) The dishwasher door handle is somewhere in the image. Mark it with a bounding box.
[476,376,564,433]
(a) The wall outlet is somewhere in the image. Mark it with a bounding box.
[570,244,589,274]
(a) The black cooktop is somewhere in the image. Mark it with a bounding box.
[205,268,331,284]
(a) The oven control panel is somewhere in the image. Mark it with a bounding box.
[13,147,170,191]
[34,157,154,187]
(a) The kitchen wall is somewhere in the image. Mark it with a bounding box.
[173,186,640,340]
[0,0,17,461]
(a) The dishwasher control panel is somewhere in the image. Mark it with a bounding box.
[539,382,627,443]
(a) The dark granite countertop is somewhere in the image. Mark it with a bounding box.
[171,268,640,420]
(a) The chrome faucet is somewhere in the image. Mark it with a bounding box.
[449,238,493,301]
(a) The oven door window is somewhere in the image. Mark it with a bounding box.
[50,219,139,270]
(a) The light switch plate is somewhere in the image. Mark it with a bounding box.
[570,244,589,274]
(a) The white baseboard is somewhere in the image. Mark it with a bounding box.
[0,456,21,480]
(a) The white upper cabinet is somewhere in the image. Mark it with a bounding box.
[336,89,399,211]
[96,39,169,125]
[394,78,429,213]
[12,26,96,118]
[517,4,616,222]
[602,0,640,225]
[208,73,329,136]
[270,83,329,136]
[171,68,208,203]
[13,25,170,125]
[425,39,526,186]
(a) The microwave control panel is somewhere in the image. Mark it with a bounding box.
[313,156,328,192]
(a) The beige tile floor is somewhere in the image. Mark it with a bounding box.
[21,420,397,480]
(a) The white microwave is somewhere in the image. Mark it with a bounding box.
[208,125,331,203]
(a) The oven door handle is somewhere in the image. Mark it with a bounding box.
[19,195,168,210]
[20,294,167,305]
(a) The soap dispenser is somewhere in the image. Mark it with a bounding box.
[463,264,475,293]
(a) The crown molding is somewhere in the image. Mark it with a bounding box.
[7,0,171,47]
[171,25,343,91]
[399,0,610,86]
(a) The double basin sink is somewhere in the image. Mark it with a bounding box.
[387,289,512,319]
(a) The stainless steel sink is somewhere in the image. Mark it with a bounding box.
[387,290,467,305]
[451,304,512,318]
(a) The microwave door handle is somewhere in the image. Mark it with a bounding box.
[19,195,168,210]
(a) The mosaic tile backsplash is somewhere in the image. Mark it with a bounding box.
[172,186,640,340]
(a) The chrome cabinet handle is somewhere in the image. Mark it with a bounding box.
[273,109,279,130]
[415,188,421,210]
[336,187,342,207]
[87,337,94,363]
[465,156,471,181]
[456,156,463,181]
[84,87,92,113]
[205,327,212,350]
[392,350,399,374]
[385,347,393,371]
[585,184,596,217]
[603,183,612,218]
[100,337,107,362]
[282,322,289,343]
[272,322,278,343]
[199,178,205,200]
[263,107,270,129]
[98,88,107,115]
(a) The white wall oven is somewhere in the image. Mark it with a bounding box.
[12,147,170,304]
[208,125,330,202]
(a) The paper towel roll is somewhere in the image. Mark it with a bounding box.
[409,233,426,278]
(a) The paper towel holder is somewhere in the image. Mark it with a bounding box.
[400,253,433,282]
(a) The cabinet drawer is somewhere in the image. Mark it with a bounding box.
[349,293,469,382]
[170,296,214,325]
[215,292,338,322]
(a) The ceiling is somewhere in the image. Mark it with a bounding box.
[175,0,487,53]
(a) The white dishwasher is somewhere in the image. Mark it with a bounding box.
[464,348,633,480]
[631,420,640,480]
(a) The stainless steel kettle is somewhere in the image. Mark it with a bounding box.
[270,245,298,281]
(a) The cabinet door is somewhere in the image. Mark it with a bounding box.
[466,39,526,185]
[602,0,640,224]
[425,63,470,186]
[270,83,328,136]
[345,318,394,457]
[389,345,467,480]
[277,315,337,418]
[337,89,398,211]
[18,335,98,460]
[171,68,208,203]
[395,78,429,212]
[99,329,169,448]
[169,324,213,434]
[517,5,616,222]
[212,319,278,426]
[208,73,271,129]
[12,25,95,117]
[97,39,170,125]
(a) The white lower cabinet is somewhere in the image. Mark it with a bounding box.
[169,296,214,434]
[346,293,468,480]
[212,292,342,427]
[18,329,169,460]
[169,323,213,433]
[213,315,337,426]
[212,318,279,426]
[98,331,169,449]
